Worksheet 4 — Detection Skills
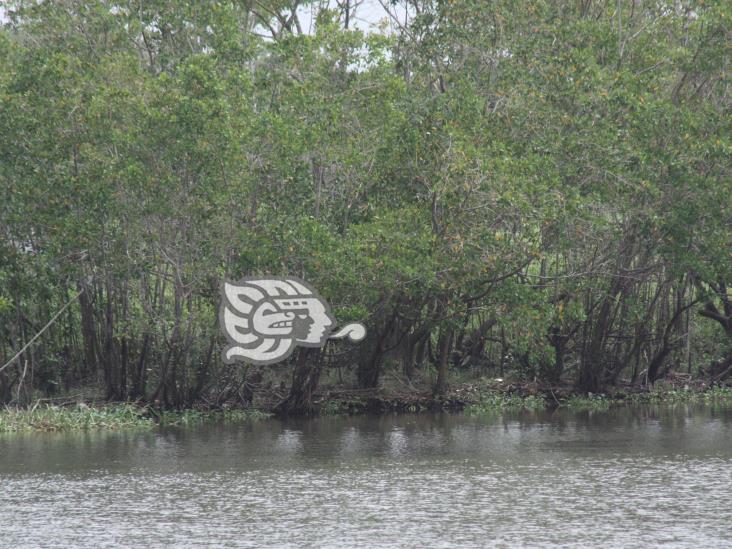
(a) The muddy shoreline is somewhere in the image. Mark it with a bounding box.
[3,378,730,432]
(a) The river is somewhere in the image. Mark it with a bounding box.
[1,403,731,548]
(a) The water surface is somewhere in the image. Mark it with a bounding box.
[2,404,732,548]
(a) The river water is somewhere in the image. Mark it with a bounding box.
[1,404,731,548]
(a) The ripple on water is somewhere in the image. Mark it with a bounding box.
[1,405,732,548]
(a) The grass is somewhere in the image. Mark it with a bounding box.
[0,404,271,433]
[465,393,548,414]
[319,398,366,416]
[626,385,732,404]
[156,408,271,426]
[0,404,154,432]
[3,386,731,431]
[465,385,732,414]
[562,393,613,411]
[559,386,732,411]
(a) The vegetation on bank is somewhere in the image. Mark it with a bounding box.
[0,403,270,433]
[0,404,153,432]
[2,383,732,432]
[467,385,732,413]
[0,1,730,416]
[562,385,732,410]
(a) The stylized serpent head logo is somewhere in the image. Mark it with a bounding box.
[220,277,366,365]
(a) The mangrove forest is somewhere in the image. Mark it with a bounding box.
[0,0,730,415]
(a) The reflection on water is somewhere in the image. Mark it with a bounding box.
[1,404,732,547]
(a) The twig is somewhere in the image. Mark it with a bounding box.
[16,360,28,403]
[0,289,84,375]
[549,387,560,406]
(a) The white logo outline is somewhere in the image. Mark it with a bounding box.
[220,276,366,365]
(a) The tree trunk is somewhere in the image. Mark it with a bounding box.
[77,278,98,376]
[434,325,453,396]
[275,348,324,416]
[357,342,383,389]
[403,332,416,380]
[357,312,396,388]
[578,235,636,392]
[547,326,568,384]
[131,333,150,399]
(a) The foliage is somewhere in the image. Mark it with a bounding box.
[0,404,154,432]
[466,393,548,413]
[318,397,368,416]
[156,408,272,425]
[563,394,613,411]
[0,0,729,410]
[0,403,270,432]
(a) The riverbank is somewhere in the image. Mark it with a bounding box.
[0,404,269,433]
[3,380,732,432]
[314,380,732,415]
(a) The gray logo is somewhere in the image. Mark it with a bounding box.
[220,277,366,365]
